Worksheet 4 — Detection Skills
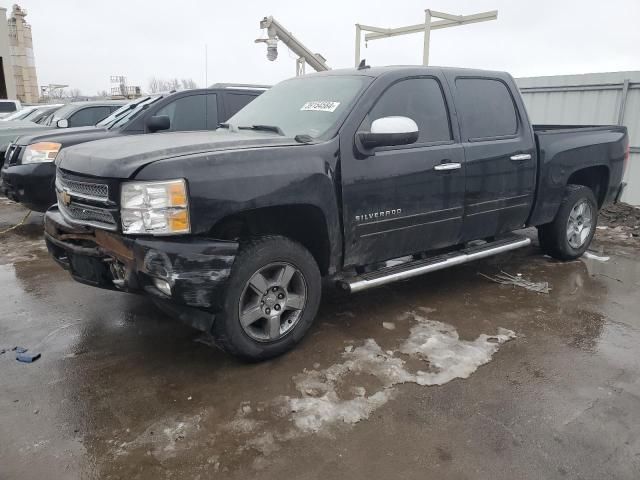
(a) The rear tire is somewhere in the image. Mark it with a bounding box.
[213,235,321,361]
[537,184,598,260]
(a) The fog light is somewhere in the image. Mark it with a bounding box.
[153,277,172,296]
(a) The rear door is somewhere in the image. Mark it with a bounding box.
[341,74,466,266]
[447,75,536,241]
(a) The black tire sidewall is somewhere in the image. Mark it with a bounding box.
[549,185,598,259]
[214,236,321,360]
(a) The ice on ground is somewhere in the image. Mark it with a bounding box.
[583,251,610,262]
[382,321,396,330]
[279,313,515,433]
[400,319,516,385]
[114,414,203,462]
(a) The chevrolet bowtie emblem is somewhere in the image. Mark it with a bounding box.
[61,190,71,206]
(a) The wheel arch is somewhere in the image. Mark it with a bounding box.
[208,203,334,275]
[567,165,610,208]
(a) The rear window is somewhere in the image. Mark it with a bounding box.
[455,78,518,140]
[0,102,17,113]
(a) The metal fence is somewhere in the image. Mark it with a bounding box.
[516,71,640,205]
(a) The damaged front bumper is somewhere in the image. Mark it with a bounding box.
[44,206,238,332]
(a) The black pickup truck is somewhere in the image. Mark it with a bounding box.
[1,86,265,211]
[43,66,629,360]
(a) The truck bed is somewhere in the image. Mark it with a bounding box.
[528,124,628,227]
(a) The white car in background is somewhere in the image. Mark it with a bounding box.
[0,104,64,122]
[0,99,22,119]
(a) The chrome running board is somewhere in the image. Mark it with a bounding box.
[338,234,531,293]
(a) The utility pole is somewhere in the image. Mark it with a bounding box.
[355,9,498,67]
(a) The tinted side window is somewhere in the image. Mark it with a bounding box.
[455,78,518,140]
[206,94,218,129]
[155,94,207,131]
[224,93,257,117]
[68,106,111,127]
[366,78,451,144]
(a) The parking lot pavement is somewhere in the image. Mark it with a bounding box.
[1,198,639,480]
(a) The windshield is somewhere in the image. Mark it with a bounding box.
[225,75,370,139]
[23,107,47,121]
[97,95,162,129]
[2,108,34,121]
[33,106,62,124]
[44,104,76,125]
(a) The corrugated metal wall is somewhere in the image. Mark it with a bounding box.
[516,72,640,205]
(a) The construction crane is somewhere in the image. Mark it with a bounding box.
[255,16,329,76]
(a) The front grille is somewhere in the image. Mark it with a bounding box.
[56,169,118,231]
[57,191,118,230]
[56,169,109,202]
[4,144,21,166]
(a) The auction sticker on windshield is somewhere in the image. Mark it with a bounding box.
[300,101,341,112]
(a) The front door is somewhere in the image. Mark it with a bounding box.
[448,75,537,241]
[341,75,466,267]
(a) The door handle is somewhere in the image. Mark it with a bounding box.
[434,162,462,171]
[510,153,532,161]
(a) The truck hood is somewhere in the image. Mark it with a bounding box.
[56,130,303,178]
[17,126,114,148]
[0,124,52,151]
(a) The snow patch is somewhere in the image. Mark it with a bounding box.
[277,313,515,433]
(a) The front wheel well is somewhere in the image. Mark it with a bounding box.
[209,205,331,275]
[566,166,609,207]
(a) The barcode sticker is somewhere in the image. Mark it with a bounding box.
[300,101,341,112]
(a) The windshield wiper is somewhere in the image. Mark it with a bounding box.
[237,124,284,136]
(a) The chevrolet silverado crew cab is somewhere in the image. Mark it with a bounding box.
[44,66,629,361]
[1,85,265,211]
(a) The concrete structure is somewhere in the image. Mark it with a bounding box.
[0,6,17,100]
[7,4,38,103]
[517,72,640,205]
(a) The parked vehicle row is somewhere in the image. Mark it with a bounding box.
[36,66,628,360]
[1,87,265,211]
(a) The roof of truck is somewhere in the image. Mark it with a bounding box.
[304,65,512,79]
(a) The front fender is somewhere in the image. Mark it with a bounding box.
[135,138,343,272]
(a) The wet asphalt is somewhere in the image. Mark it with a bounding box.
[1,197,639,480]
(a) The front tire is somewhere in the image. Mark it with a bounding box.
[538,184,598,260]
[213,235,321,361]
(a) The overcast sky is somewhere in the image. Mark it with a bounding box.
[12,0,640,94]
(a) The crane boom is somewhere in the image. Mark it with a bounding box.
[256,16,330,75]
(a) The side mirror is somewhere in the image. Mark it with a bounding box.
[356,116,419,153]
[56,118,69,128]
[146,115,170,133]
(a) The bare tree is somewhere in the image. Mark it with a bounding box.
[181,78,198,89]
[148,77,164,93]
[148,77,198,94]
[48,87,68,100]
[96,89,110,98]
[168,78,181,91]
[68,88,83,100]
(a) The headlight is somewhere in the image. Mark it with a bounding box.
[23,142,62,164]
[121,179,190,235]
